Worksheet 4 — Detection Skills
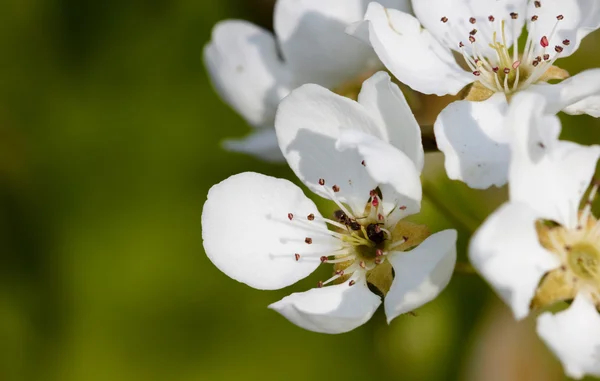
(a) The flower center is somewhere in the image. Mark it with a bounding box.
[568,243,600,281]
[286,179,429,295]
[441,2,570,96]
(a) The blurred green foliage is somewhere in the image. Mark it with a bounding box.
[0,1,599,380]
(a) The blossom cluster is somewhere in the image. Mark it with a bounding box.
[201,0,600,378]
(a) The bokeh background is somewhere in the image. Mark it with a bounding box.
[1,0,600,380]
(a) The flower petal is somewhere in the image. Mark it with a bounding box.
[508,92,600,229]
[275,84,385,211]
[357,71,424,171]
[204,20,291,127]
[223,129,285,163]
[526,0,600,58]
[413,0,527,55]
[529,69,600,117]
[335,130,422,220]
[563,95,600,117]
[268,279,381,334]
[202,172,339,290]
[537,294,600,379]
[434,93,511,189]
[385,230,457,323]
[351,2,472,96]
[469,202,560,320]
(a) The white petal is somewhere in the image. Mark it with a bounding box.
[385,230,457,323]
[469,202,560,320]
[434,93,511,189]
[275,84,384,211]
[537,295,600,379]
[352,2,472,96]
[508,92,600,229]
[201,172,338,290]
[268,279,381,334]
[336,130,422,219]
[204,20,291,127]
[529,69,600,117]
[223,129,285,163]
[413,0,527,55]
[526,0,600,58]
[563,95,600,117]
[273,0,386,89]
[357,71,424,171]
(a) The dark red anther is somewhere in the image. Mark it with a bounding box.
[469,35,476,43]
[492,67,499,73]
[459,41,465,48]
[470,29,477,35]
[288,213,294,220]
[503,68,511,74]
[557,14,564,20]
[469,17,476,24]
[295,253,300,261]
[532,60,539,67]
[543,54,550,61]
[540,36,549,47]
[307,213,315,221]
[563,39,571,46]
[531,15,538,21]
[318,178,325,186]
[488,15,495,22]
[317,281,324,288]
[305,237,313,244]
[332,185,340,192]
[372,196,379,207]
[320,256,328,263]
[399,205,407,210]
[349,280,356,286]
[510,12,518,20]
[534,1,541,8]
[369,189,376,197]
[555,45,563,53]
[361,160,366,166]
[473,70,481,76]
[441,16,448,23]
[335,269,344,276]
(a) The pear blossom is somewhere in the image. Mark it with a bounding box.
[351,0,600,188]
[470,92,600,379]
[203,0,411,162]
[201,72,457,333]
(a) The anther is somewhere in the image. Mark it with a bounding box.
[504,68,511,74]
[361,160,366,166]
[555,45,564,53]
[473,70,481,76]
[470,29,477,35]
[295,253,300,261]
[374,225,381,234]
[320,256,328,263]
[540,36,549,48]
[510,12,518,20]
[307,213,315,221]
[376,249,384,257]
[512,61,521,69]
[318,178,325,186]
[369,190,377,197]
[532,60,539,67]
[459,41,464,48]
[378,213,384,221]
[335,269,344,276]
[441,16,448,23]
[317,281,324,288]
[492,67,499,73]
[531,15,538,21]
[469,35,476,43]
[305,237,313,244]
[534,0,541,7]
[557,15,564,21]
[349,280,356,287]
[538,142,546,149]
[332,185,340,192]
[543,54,550,61]
[469,17,476,24]
[488,15,495,22]
[563,39,570,46]
[288,213,294,220]
[535,56,542,62]
[372,196,379,207]
[359,261,366,269]
[399,205,407,210]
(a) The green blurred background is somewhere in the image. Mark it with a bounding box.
[1,1,600,380]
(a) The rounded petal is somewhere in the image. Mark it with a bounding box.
[336,130,422,219]
[413,0,527,55]
[563,95,600,117]
[537,295,600,379]
[268,279,381,334]
[354,2,472,96]
[204,20,291,127]
[357,71,424,171]
[434,93,511,189]
[223,128,285,163]
[385,230,457,323]
[469,202,560,320]
[275,84,385,210]
[508,92,600,229]
[202,172,339,290]
[526,0,600,58]
[529,69,600,116]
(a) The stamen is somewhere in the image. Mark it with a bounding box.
[579,183,599,229]
[305,237,312,244]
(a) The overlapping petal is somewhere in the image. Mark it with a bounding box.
[385,230,457,322]
[268,279,381,334]
[469,202,560,319]
[434,93,511,189]
[202,172,339,290]
[223,129,285,162]
[537,295,600,379]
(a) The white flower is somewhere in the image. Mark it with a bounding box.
[351,0,600,188]
[203,0,411,162]
[201,72,457,333]
[470,92,600,379]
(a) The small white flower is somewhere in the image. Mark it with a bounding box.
[201,72,457,333]
[203,0,411,162]
[470,92,600,379]
[352,0,600,188]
